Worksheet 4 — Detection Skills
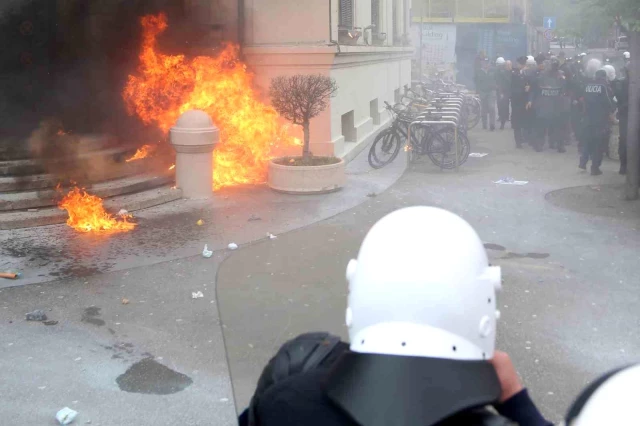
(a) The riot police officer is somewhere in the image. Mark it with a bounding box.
[522,56,539,146]
[511,57,529,148]
[580,69,616,175]
[613,58,630,174]
[528,56,566,152]
[495,57,511,130]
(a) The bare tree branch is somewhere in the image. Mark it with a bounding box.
[270,74,338,157]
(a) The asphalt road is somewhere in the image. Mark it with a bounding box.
[217,128,640,424]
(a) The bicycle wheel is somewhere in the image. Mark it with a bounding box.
[368,129,402,169]
[463,99,481,130]
[425,127,471,169]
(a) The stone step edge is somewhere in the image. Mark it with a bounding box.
[0,187,183,230]
[0,173,175,211]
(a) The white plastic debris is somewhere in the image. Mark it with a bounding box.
[192,291,204,299]
[228,243,238,250]
[117,209,128,217]
[494,177,528,185]
[202,245,213,258]
[56,407,78,425]
[469,153,489,158]
[267,233,277,240]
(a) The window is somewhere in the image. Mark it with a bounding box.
[339,0,354,29]
[484,0,509,19]
[456,0,483,19]
[371,0,380,32]
[392,0,399,43]
[429,0,454,18]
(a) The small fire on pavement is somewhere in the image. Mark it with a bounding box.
[122,13,301,190]
[125,144,156,162]
[58,187,136,233]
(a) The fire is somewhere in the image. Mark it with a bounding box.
[122,13,299,190]
[58,187,136,233]
[126,144,155,162]
[169,164,175,170]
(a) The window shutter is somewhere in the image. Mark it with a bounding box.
[339,0,354,28]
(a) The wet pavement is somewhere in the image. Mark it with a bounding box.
[2,127,639,425]
[216,130,640,423]
[0,143,406,287]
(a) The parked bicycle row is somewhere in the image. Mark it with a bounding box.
[368,81,480,170]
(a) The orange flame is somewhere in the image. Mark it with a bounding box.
[126,144,155,162]
[169,164,175,170]
[58,187,135,233]
[122,13,298,190]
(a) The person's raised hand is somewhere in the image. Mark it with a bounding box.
[490,350,524,403]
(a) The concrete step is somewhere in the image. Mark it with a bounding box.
[0,157,158,192]
[0,186,183,230]
[0,172,175,211]
[0,134,112,161]
[0,145,140,177]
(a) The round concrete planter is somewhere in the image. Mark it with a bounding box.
[268,158,346,194]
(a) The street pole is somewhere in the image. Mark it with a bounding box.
[419,0,424,80]
[625,30,640,200]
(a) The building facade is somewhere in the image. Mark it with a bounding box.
[241,0,413,158]
[410,0,543,87]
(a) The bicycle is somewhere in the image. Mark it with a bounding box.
[368,102,470,170]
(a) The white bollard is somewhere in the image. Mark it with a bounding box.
[170,110,219,199]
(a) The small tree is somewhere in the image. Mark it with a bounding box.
[270,74,338,159]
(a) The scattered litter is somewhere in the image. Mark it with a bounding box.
[469,152,489,158]
[75,357,82,361]
[0,272,21,279]
[117,209,128,217]
[228,243,238,250]
[220,398,229,402]
[121,298,130,305]
[38,386,46,390]
[43,320,59,326]
[267,233,277,240]
[202,245,213,258]
[26,310,47,321]
[367,192,377,197]
[494,177,528,185]
[196,219,204,226]
[192,291,204,299]
[248,214,262,221]
[56,407,78,425]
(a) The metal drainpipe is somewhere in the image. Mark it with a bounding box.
[329,0,341,54]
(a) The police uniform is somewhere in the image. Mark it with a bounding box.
[580,71,616,175]
[496,68,512,129]
[522,67,539,145]
[529,67,567,152]
[613,68,629,174]
[510,60,528,148]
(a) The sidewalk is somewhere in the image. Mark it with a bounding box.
[0,143,406,288]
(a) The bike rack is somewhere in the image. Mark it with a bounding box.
[407,119,460,172]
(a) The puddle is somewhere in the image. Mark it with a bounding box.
[484,243,506,251]
[81,306,105,326]
[503,252,550,260]
[116,357,193,395]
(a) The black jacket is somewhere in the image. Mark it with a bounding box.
[583,78,616,128]
[247,364,552,426]
[476,68,497,95]
[613,70,629,116]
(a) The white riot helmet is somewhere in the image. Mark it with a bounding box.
[585,58,602,79]
[602,64,616,81]
[526,56,536,66]
[563,364,640,426]
[496,57,505,65]
[623,51,630,59]
[580,52,587,57]
[345,207,502,361]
